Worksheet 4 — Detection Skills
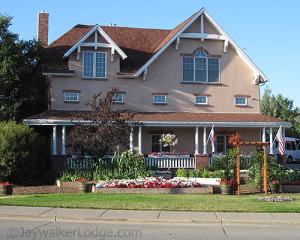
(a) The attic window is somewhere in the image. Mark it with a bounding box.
[83,51,106,78]
[182,50,220,83]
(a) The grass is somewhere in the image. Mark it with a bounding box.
[1,193,300,212]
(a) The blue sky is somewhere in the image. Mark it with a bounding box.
[2,0,300,107]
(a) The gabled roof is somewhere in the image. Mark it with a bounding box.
[43,25,170,74]
[63,25,128,60]
[43,8,268,82]
[135,8,268,82]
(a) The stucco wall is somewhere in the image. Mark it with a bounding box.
[50,16,260,113]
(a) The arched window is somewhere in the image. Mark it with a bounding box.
[183,49,220,83]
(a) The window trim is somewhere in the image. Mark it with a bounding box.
[64,92,80,103]
[82,51,107,79]
[112,93,124,103]
[153,95,167,105]
[182,50,221,83]
[195,95,208,105]
[234,96,248,106]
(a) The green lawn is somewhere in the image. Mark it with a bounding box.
[1,193,300,212]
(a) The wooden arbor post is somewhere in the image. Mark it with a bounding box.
[234,141,269,195]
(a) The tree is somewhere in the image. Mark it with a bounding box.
[260,86,300,136]
[0,14,47,121]
[0,121,48,184]
[67,88,136,157]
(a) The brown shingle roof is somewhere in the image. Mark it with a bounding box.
[26,110,285,124]
[43,10,201,74]
[44,24,170,73]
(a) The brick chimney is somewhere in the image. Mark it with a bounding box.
[37,10,49,47]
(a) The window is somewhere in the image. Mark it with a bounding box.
[64,92,79,102]
[286,141,291,151]
[216,135,232,154]
[291,141,296,151]
[83,51,106,78]
[235,97,247,106]
[183,50,220,83]
[195,96,208,105]
[151,134,170,153]
[153,95,167,104]
[112,93,124,103]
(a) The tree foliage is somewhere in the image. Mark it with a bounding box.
[0,14,47,121]
[260,86,300,136]
[0,121,48,184]
[67,88,136,157]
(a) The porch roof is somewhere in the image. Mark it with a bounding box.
[24,110,291,128]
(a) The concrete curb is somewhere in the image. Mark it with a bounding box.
[1,213,300,226]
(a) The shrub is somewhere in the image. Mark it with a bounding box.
[0,121,47,184]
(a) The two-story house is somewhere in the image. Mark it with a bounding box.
[25,8,290,170]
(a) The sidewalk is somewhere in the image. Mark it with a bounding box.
[0,206,300,225]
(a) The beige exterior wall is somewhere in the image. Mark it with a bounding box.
[50,15,260,113]
[59,126,261,155]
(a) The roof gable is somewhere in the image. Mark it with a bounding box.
[63,25,128,60]
[135,8,268,83]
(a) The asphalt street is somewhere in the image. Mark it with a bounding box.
[1,218,300,240]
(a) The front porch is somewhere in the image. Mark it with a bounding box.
[24,111,291,171]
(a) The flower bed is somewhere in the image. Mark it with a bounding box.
[95,177,202,189]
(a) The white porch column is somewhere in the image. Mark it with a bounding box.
[138,126,142,155]
[52,126,57,155]
[203,127,207,155]
[129,127,134,153]
[62,126,66,155]
[262,127,266,142]
[269,127,274,154]
[195,126,199,155]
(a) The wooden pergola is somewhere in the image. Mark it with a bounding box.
[234,141,269,195]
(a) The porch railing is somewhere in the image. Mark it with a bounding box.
[66,156,95,169]
[145,157,195,169]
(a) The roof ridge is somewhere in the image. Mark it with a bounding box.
[101,25,170,31]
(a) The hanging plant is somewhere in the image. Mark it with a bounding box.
[160,134,178,147]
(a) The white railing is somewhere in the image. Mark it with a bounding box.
[145,157,195,169]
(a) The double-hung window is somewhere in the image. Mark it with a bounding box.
[183,50,220,83]
[153,95,167,104]
[64,92,80,103]
[83,51,106,78]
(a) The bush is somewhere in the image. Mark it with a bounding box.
[61,149,150,181]
[0,121,47,184]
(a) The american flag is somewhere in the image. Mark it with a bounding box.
[275,126,284,156]
[208,125,215,153]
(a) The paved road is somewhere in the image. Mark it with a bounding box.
[1,218,300,240]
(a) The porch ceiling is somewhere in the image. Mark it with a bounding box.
[23,110,291,128]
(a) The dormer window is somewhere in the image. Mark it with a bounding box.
[83,51,106,78]
[182,50,220,83]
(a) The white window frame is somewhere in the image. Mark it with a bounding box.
[82,51,107,79]
[195,95,208,105]
[64,92,80,103]
[235,96,248,106]
[112,93,124,103]
[153,95,167,104]
[182,50,221,83]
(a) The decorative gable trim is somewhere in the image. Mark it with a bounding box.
[63,25,127,60]
[135,8,268,84]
